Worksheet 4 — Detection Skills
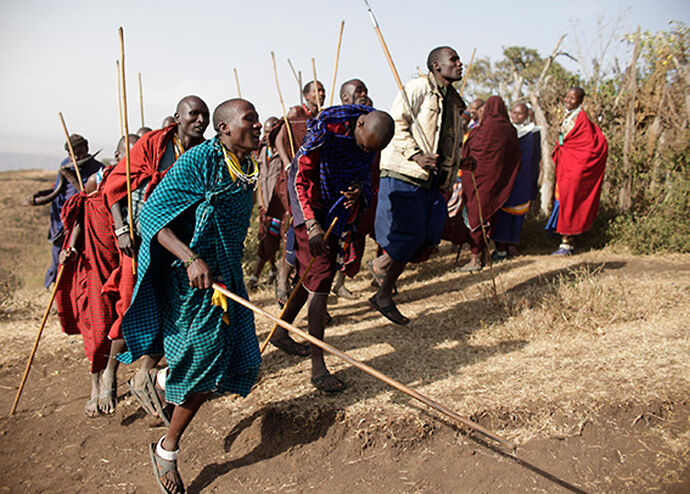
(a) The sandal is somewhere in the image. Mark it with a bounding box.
[368,296,410,326]
[144,370,171,426]
[149,440,185,494]
[127,377,157,417]
[271,336,310,356]
[311,373,347,393]
[367,260,385,287]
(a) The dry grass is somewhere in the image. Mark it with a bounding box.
[1,169,688,452]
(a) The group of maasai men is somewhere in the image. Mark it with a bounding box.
[24,44,607,493]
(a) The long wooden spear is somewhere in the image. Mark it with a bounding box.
[214,282,515,451]
[271,52,296,158]
[118,27,136,274]
[259,217,338,353]
[10,114,87,415]
[328,21,345,107]
[137,72,145,128]
[458,47,476,98]
[233,68,242,98]
[116,61,124,137]
[287,59,303,105]
[311,58,321,113]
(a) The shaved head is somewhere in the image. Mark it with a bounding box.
[354,110,395,153]
[176,95,206,114]
[510,103,529,124]
[213,98,262,156]
[213,98,251,132]
[174,95,209,141]
[115,133,139,161]
[340,78,369,105]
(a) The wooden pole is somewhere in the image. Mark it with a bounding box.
[118,27,136,274]
[311,58,321,113]
[260,216,338,353]
[137,72,145,128]
[271,52,296,158]
[470,171,499,304]
[213,281,515,451]
[116,61,124,137]
[287,58,303,105]
[233,68,242,98]
[458,47,476,98]
[10,267,65,415]
[363,0,432,154]
[58,113,85,191]
[328,20,345,107]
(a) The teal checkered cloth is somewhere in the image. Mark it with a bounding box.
[119,136,261,405]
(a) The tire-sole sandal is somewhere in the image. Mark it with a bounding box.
[271,336,310,356]
[368,296,410,325]
[144,370,171,427]
[311,374,347,393]
[149,442,185,494]
[126,378,158,417]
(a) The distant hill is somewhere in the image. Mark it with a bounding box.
[0,152,63,171]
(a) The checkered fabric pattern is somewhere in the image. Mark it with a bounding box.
[119,136,261,405]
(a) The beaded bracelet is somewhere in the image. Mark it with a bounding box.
[114,225,130,237]
[183,253,200,268]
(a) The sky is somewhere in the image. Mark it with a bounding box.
[0,0,688,163]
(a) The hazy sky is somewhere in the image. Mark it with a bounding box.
[0,0,688,162]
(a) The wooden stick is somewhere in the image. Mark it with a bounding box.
[10,266,65,415]
[470,171,498,304]
[213,281,515,451]
[58,113,84,191]
[271,52,296,158]
[458,48,476,98]
[118,27,136,274]
[311,58,321,113]
[287,58,303,105]
[116,61,124,137]
[233,68,242,98]
[260,216,338,353]
[364,0,432,154]
[328,20,345,107]
[137,72,145,128]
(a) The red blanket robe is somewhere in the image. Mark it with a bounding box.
[101,124,178,338]
[56,188,120,373]
[552,109,608,235]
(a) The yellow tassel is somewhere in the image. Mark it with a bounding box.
[211,288,231,324]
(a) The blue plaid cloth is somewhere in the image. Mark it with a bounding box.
[118,136,261,405]
[294,104,377,238]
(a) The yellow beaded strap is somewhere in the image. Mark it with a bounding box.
[173,135,185,160]
[220,143,258,186]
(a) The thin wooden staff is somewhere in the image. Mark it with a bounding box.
[260,216,338,353]
[328,20,345,107]
[233,68,242,98]
[10,267,66,415]
[271,51,296,158]
[119,27,136,274]
[469,171,499,303]
[137,72,145,127]
[59,113,85,189]
[311,57,321,113]
[213,281,515,451]
[116,61,124,137]
[458,47,476,98]
[287,58,303,105]
[363,0,432,154]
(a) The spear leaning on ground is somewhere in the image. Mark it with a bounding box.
[116,61,124,137]
[118,27,136,275]
[363,0,499,303]
[328,20,345,107]
[10,114,87,415]
[213,281,515,451]
[137,72,145,128]
[259,216,338,353]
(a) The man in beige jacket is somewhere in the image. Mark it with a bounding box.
[369,46,466,325]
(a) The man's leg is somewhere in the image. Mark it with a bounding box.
[133,354,163,391]
[270,285,310,355]
[370,259,409,325]
[98,338,125,414]
[153,392,208,494]
[85,371,100,417]
[307,292,345,391]
[249,255,267,290]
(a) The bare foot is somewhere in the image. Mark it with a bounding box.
[98,371,117,415]
[84,397,99,418]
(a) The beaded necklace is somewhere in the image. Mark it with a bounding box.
[173,135,185,159]
[220,142,258,187]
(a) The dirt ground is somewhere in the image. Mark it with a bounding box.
[0,170,688,493]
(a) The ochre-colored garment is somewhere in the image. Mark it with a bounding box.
[462,96,521,232]
[551,109,608,235]
[56,187,120,373]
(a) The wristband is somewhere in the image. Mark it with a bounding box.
[114,225,130,237]
[183,253,200,268]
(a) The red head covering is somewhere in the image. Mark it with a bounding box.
[462,96,522,230]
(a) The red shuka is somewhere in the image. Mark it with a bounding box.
[56,189,120,373]
[553,109,608,235]
[102,124,177,209]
